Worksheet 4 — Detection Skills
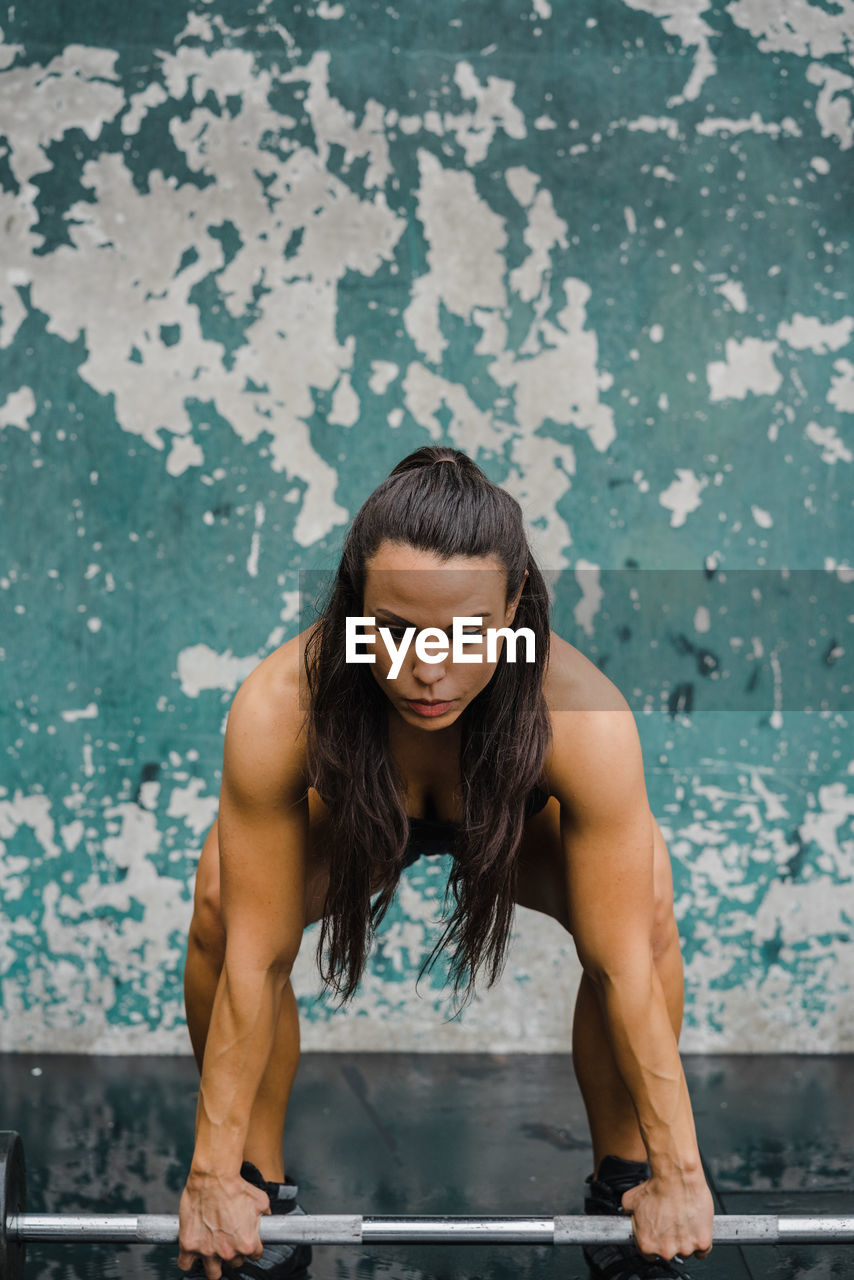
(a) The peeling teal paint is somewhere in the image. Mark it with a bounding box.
[0,0,851,1053]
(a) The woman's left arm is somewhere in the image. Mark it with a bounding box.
[549,704,714,1262]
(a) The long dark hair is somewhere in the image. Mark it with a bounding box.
[302,446,552,1010]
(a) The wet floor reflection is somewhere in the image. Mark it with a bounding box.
[1,1052,850,1280]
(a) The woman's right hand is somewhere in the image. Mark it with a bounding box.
[178,1169,271,1279]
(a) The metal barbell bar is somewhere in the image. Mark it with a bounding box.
[7,1211,854,1246]
[2,1128,853,1280]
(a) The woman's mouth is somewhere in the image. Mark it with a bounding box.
[405,698,456,718]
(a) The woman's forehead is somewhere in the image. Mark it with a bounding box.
[365,563,505,602]
[365,541,504,575]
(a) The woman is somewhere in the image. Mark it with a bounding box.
[177,446,715,1280]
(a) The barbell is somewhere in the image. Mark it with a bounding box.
[2,1130,853,1279]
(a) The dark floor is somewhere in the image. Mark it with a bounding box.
[1,1053,852,1280]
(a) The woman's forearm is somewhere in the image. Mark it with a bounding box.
[595,963,702,1179]
[191,953,290,1175]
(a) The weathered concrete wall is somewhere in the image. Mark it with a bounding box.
[0,1,851,1054]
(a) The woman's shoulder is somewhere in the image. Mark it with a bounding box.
[540,632,644,811]
[222,631,312,799]
[232,629,308,715]
[542,630,629,716]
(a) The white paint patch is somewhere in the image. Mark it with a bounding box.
[176,643,259,697]
[649,324,664,343]
[121,82,168,135]
[166,434,204,477]
[805,64,854,150]
[0,792,62,862]
[805,421,853,465]
[505,165,538,208]
[402,363,508,455]
[489,277,616,454]
[295,50,391,189]
[573,561,603,638]
[811,155,831,174]
[450,61,526,166]
[0,387,36,431]
[404,149,507,364]
[754,877,850,950]
[621,0,717,104]
[624,206,637,234]
[801,780,854,872]
[138,779,161,810]
[751,505,773,529]
[501,436,576,572]
[532,0,552,18]
[167,777,219,837]
[534,115,556,130]
[174,12,216,42]
[707,338,782,401]
[472,309,507,357]
[825,557,854,583]
[316,0,345,17]
[280,589,301,623]
[777,313,854,354]
[368,360,398,394]
[623,115,681,139]
[60,820,85,853]
[715,279,748,313]
[828,359,854,412]
[61,704,99,723]
[0,46,124,199]
[696,112,801,139]
[247,502,265,579]
[694,606,711,634]
[659,469,708,528]
[727,0,854,59]
[510,187,569,304]
[328,372,360,427]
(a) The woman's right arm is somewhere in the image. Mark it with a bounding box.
[178,664,310,1279]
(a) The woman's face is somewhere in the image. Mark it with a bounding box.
[361,540,527,733]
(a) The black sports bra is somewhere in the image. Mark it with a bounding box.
[407,781,551,837]
[401,782,551,870]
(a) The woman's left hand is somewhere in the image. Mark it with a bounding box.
[621,1171,715,1262]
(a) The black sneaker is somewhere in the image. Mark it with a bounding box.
[583,1155,694,1280]
[221,1162,312,1280]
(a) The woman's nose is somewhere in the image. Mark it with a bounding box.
[411,657,448,686]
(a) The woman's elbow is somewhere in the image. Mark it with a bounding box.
[576,939,656,993]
